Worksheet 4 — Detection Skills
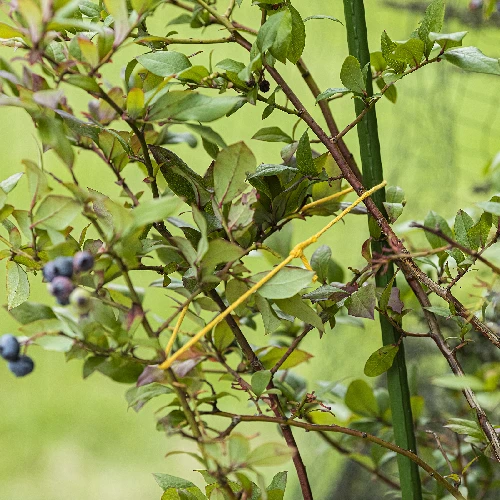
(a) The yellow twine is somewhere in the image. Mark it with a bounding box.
[159,304,189,368]
[300,186,354,213]
[160,181,386,370]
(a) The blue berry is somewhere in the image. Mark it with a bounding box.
[8,355,34,377]
[0,334,20,361]
[43,257,74,282]
[53,257,75,278]
[42,261,57,282]
[73,251,94,273]
[49,276,75,305]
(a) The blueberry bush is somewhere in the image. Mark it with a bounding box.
[1,0,500,498]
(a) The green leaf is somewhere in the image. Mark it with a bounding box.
[24,160,50,203]
[126,383,173,412]
[432,375,486,392]
[454,210,476,251]
[186,124,226,149]
[201,239,245,274]
[256,10,293,64]
[424,305,452,318]
[33,195,80,230]
[287,4,305,64]
[66,74,101,93]
[340,55,366,94]
[129,196,180,230]
[192,205,208,261]
[370,51,387,72]
[477,201,500,216]
[247,442,294,467]
[9,301,55,324]
[346,283,376,320]
[295,131,316,175]
[254,267,315,299]
[37,116,74,167]
[309,154,342,215]
[150,145,210,206]
[383,186,405,223]
[344,379,379,417]
[392,38,424,67]
[304,15,342,24]
[468,212,492,248]
[258,346,312,370]
[252,126,293,143]
[215,58,245,74]
[267,472,287,499]
[154,473,197,491]
[228,434,251,466]
[103,0,129,45]
[417,0,445,57]
[364,344,399,377]
[214,142,256,206]
[251,370,272,397]
[444,418,485,441]
[136,51,192,77]
[247,164,298,179]
[36,335,74,352]
[213,322,234,352]
[315,87,351,102]
[429,31,468,50]
[0,172,23,194]
[150,91,244,123]
[274,294,324,332]
[0,22,24,38]
[423,211,453,253]
[310,245,331,283]
[441,47,500,76]
[381,31,405,74]
[6,261,30,310]
[97,358,144,383]
[301,283,346,302]
[126,87,144,119]
[177,65,210,84]
[254,294,282,335]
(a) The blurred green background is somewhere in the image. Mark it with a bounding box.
[1,0,499,499]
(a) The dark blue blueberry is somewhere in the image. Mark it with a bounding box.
[73,251,94,273]
[0,334,20,361]
[53,257,75,278]
[49,276,75,305]
[43,257,74,281]
[42,261,57,282]
[8,355,34,377]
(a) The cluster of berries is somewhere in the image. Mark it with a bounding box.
[0,334,34,377]
[43,251,94,307]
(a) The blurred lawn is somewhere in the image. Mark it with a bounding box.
[0,1,499,499]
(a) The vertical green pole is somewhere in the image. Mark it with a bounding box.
[342,1,422,498]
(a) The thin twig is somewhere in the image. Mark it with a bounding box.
[201,411,466,500]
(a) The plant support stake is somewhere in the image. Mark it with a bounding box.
[342,1,423,498]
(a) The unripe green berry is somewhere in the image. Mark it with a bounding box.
[70,288,92,314]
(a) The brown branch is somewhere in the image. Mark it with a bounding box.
[270,323,315,374]
[313,425,400,491]
[207,289,314,500]
[411,222,500,276]
[295,58,362,180]
[405,273,500,462]
[200,411,466,500]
